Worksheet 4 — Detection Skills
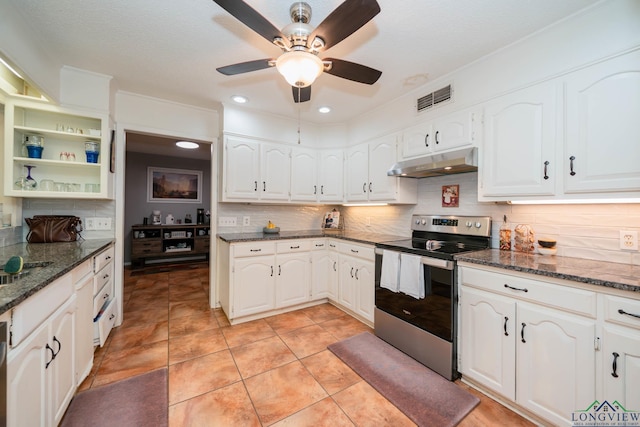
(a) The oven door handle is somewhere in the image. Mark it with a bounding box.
[374,248,453,270]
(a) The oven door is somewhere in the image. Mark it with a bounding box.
[374,249,455,342]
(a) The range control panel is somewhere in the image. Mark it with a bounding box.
[411,215,491,237]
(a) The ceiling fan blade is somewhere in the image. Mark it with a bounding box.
[216,59,274,76]
[308,0,380,51]
[212,0,286,45]
[292,86,311,103]
[324,58,381,85]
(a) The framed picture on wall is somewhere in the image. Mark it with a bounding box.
[442,184,459,207]
[147,167,202,203]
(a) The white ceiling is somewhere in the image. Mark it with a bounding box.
[9,0,597,128]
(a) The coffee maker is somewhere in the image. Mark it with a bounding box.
[150,210,162,225]
[197,208,205,224]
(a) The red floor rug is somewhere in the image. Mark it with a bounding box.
[328,332,479,427]
[61,368,168,427]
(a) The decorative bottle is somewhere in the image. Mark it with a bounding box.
[499,215,512,251]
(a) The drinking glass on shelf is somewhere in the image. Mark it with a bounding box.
[40,179,54,191]
[23,165,37,190]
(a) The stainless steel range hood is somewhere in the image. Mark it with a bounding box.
[387,147,478,178]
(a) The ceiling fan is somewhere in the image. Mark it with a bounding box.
[212,0,382,103]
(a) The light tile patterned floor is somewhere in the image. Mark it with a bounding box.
[76,264,535,426]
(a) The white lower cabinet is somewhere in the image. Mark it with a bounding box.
[338,242,375,323]
[8,295,77,427]
[311,239,330,299]
[459,265,597,426]
[72,259,94,387]
[275,241,311,308]
[233,254,277,318]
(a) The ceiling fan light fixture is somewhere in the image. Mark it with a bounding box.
[176,141,199,149]
[276,50,323,88]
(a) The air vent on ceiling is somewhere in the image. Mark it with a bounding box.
[416,84,452,113]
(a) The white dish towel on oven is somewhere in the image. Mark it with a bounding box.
[399,253,424,299]
[380,250,400,292]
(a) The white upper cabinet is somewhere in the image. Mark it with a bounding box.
[318,149,344,203]
[223,137,290,202]
[564,50,640,195]
[290,147,318,202]
[479,50,640,202]
[479,81,559,199]
[346,136,416,203]
[4,99,113,199]
[400,108,480,160]
[290,147,344,203]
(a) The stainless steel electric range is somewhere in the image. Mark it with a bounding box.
[374,214,491,380]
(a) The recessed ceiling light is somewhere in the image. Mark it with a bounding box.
[318,106,331,114]
[176,141,199,149]
[231,95,248,104]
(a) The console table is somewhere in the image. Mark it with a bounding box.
[131,224,210,268]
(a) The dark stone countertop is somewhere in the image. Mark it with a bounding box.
[456,249,640,293]
[0,239,115,315]
[217,230,408,246]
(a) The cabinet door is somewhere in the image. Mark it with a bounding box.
[232,256,276,317]
[354,259,375,323]
[480,82,559,198]
[7,325,48,427]
[311,249,330,299]
[276,252,310,308]
[224,138,260,200]
[318,149,344,202]
[401,121,433,159]
[602,326,640,410]
[290,147,318,202]
[49,298,77,426]
[261,143,291,200]
[345,144,369,201]
[327,251,339,301]
[564,51,640,194]
[460,286,516,400]
[432,109,477,152]
[368,137,397,201]
[516,303,596,426]
[338,256,357,310]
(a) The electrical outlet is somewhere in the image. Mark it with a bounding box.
[95,217,112,230]
[243,216,250,226]
[85,217,96,230]
[218,217,237,227]
[620,230,638,251]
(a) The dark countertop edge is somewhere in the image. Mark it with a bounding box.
[217,230,409,246]
[456,249,640,293]
[0,239,115,315]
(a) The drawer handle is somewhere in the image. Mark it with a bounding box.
[618,309,640,319]
[611,352,620,378]
[569,155,576,176]
[103,274,109,279]
[350,267,354,278]
[290,245,300,249]
[103,293,109,300]
[45,343,55,369]
[504,316,509,336]
[105,256,112,260]
[333,261,337,272]
[521,323,526,343]
[52,336,62,358]
[270,266,273,277]
[321,185,324,195]
[330,244,336,248]
[315,244,324,247]
[543,160,549,180]
[109,313,115,321]
[278,265,282,276]
[355,268,359,280]
[250,249,262,252]
[504,284,528,293]
[351,249,359,254]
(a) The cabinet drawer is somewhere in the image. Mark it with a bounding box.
[132,240,162,256]
[233,242,276,257]
[195,238,210,253]
[94,246,114,273]
[460,266,597,318]
[94,297,117,347]
[338,242,375,260]
[93,263,113,294]
[276,240,311,253]
[93,280,113,319]
[311,239,327,250]
[603,294,640,330]
[11,274,73,347]
[72,259,93,283]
